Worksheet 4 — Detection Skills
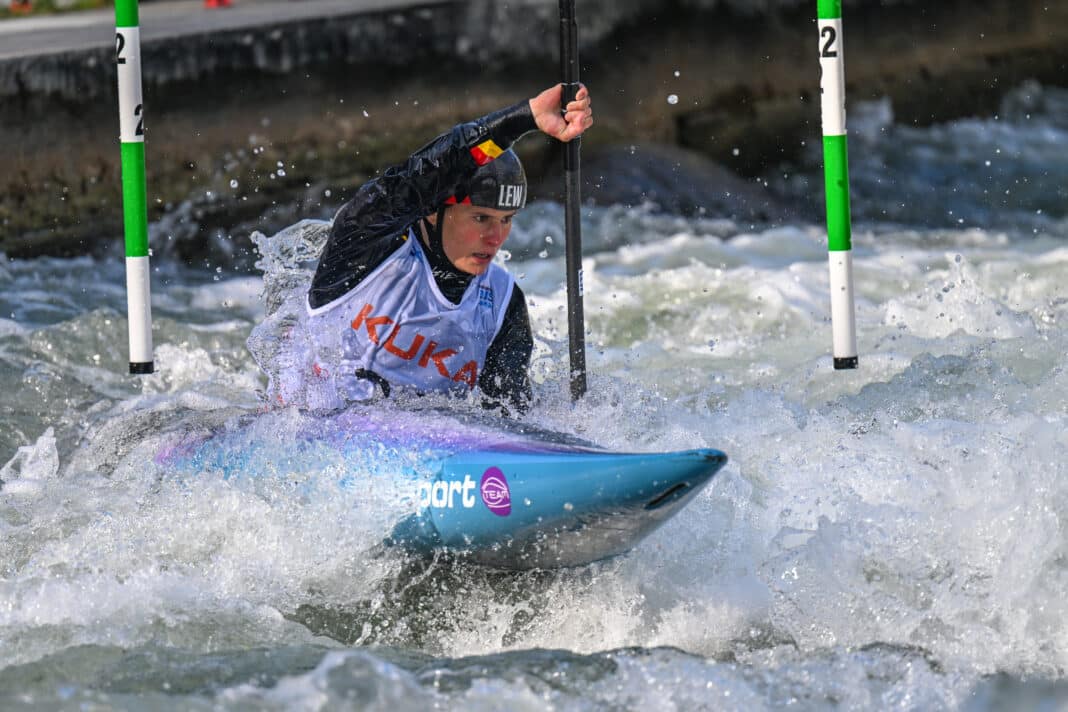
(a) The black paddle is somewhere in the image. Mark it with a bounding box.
[559,0,587,401]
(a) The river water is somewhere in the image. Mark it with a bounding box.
[2,83,1068,709]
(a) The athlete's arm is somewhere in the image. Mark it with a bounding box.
[308,101,537,309]
[473,85,590,409]
[479,286,533,413]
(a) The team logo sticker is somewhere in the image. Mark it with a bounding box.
[480,466,511,516]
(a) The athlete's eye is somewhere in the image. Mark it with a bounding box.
[501,215,513,225]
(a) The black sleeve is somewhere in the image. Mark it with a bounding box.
[308,101,538,309]
[479,285,533,413]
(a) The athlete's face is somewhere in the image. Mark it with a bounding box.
[433,204,517,275]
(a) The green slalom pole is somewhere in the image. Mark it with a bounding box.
[817,0,858,369]
[115,0,153,374]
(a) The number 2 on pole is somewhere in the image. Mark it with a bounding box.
[821,26,838,57]
[115,27,144,144]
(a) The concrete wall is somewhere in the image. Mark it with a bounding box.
[2,0,1065,257]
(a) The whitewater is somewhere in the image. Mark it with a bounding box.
[1,84,1067,709]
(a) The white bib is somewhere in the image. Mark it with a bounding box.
[306,232,515,402]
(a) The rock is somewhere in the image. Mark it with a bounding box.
[532,142,813,225]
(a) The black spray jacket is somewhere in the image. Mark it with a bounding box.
[308,100,538,409]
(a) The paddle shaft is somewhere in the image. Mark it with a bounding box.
[559,0,587,400]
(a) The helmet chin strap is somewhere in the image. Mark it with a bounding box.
[420,207,451,266]
[430,206,448,254]
[419,207,471,297]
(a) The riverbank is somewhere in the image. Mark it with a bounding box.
[1,0,1065,261]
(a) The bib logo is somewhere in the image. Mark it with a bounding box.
[480,466,511,516]
[350,303,479,388]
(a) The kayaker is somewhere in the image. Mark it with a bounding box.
[305,83,593,412]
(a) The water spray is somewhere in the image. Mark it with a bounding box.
[115,0,154,374]
[817,0,858,369]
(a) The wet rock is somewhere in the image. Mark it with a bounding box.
[534,142,813,225]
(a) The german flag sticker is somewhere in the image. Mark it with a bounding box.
[470,139,504,166]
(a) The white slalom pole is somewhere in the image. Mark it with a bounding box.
[115,0,154,374]
[818,0,858,369]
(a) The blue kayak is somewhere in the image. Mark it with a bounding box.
[156,407,727,570]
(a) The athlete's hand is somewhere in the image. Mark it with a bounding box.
[530,84,593,143]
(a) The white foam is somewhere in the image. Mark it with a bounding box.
[5,110,1068,702]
